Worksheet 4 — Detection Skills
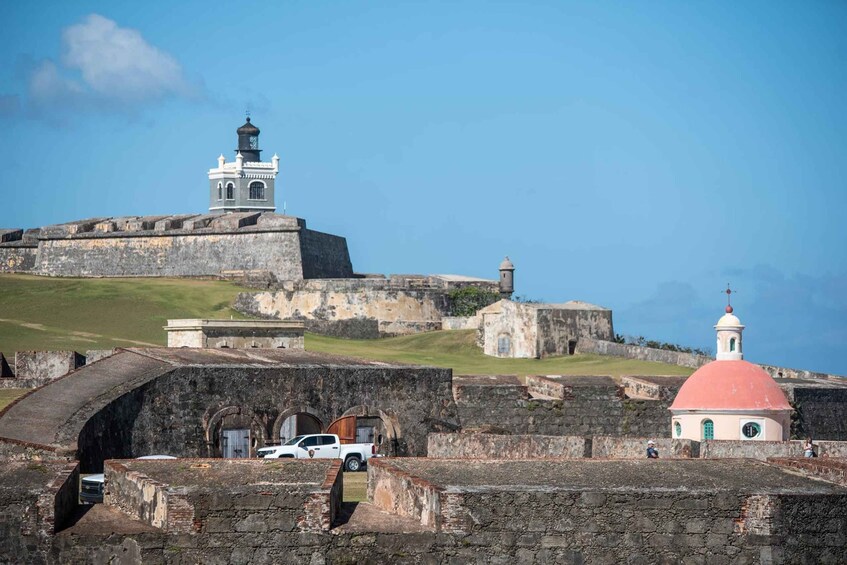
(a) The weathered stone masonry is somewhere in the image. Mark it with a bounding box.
[0,213,353,280]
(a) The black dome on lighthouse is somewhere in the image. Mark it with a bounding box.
[237,116,260,136]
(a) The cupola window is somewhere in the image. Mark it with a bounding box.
[249,181,265,200]
[729,337,736,352]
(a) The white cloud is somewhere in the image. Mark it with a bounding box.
[60,14,189,103]
[2,14,196,123]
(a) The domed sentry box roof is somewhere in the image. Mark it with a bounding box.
[670,360,792,412]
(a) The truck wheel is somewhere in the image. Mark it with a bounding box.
[345,456,362,472]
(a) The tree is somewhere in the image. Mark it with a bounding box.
[447,286,501,317]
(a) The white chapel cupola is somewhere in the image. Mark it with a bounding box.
[715,285,744,361]
[208,115,278,214]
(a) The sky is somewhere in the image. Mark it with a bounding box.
[0,1,845,375]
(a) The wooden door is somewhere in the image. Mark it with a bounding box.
[222,429,250,458]
[326,415,356,444]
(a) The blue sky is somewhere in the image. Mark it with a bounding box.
[1,2,845,374]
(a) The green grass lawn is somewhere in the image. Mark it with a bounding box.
[0,389,29,411]
[0,274,690,378]
[0,274,248,352]
[307,330,692,378]
[343,472,368,502]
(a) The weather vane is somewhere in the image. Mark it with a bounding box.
[723,283,736,313]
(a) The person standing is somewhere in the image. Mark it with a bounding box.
[646,440,659,459]
[804,438,816,458]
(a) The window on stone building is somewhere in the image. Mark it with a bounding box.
[217,182,223,200]
[674,421,682,437]
[702,419,714,440]
[226,183,234,200]
[249,181,265,200]
[497,334,511,356]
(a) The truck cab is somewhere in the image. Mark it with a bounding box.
[256,433,375,471]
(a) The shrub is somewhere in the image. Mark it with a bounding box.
[447,286,501,317]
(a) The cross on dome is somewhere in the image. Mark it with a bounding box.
[723,284,736,313]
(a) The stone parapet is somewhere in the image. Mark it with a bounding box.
[12,350,85,385]
[701,439,847,459]
[427,433,588,459]
[104,458,342,533]
[0,229,23,243]
[576,338,712,368]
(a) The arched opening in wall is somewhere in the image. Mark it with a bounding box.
[204,406,267,458]
[729,337,736,352]
[270,406,324,446]
[568,339,577,355]
[279,412,322,444]
[340,405,403,456]
[225,183,234,200]
[702,419,714,441]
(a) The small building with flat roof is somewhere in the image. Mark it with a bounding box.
[164,319,304,349]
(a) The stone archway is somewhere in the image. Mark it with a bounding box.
[203,405,268,458]
[271,406,325,445]
[341,405,404,456]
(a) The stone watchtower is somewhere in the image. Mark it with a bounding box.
[208,117,279,213]
[499,256,515,299]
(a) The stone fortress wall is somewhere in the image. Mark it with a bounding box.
[0,213,353,280]
[2,347,847,562]
[234,275,501,338]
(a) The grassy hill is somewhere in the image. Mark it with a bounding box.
[0,274,249,352]
[308,330,692,378]
[0,274,692,382]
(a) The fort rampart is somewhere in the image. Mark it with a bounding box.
[0,213,353,280]
[235,275,499,338]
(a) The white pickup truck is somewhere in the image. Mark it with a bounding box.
[256,433,376,471]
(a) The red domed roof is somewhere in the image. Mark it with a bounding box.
[670,360,792,412]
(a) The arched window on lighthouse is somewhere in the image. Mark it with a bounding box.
[217,183,223,200]
[225,183,234,200]
[249,181,265,200]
